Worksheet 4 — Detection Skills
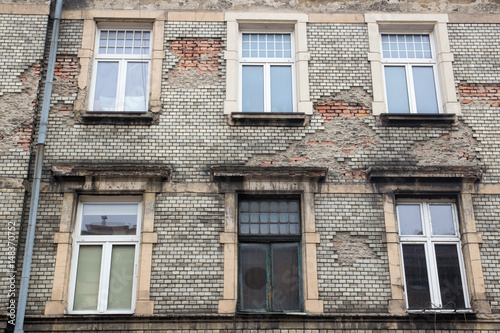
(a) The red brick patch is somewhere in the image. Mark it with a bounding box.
[54,56,79,84]
[315,101,370,121]
[14,125,33,151]
[169,38,223,75]
[460,85,500,107]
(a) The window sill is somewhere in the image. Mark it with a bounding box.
[229,112,307,126]
[380,113,456,127]
[407,309,473,314]
[82,111,154,125]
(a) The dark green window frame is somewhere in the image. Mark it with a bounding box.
[238,196,302,313]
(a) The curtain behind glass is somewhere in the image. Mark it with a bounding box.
[107,245,135,310]
[73,246,102,311]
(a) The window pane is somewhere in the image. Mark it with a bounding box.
[239,198,300,236]
[429,204,456,235]
[435,244,466,309]
[124,62,148,112]
[240,243,268,311]
[241,33,291,59]
[73,246,102,311]
[382,34,432,59]
[412,66,439,114]
[397,204,423,235]
[93,62,119,111]
[402,244,431,310]
[242,65,264,112]
[81,203,138,236]
[385,66,410,113]
[270,66,293,113]
[271,243,300,311]
[107,245,135,310]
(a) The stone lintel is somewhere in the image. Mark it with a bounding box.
[367,166,482,182]
[211,165,328,182]
[52,164,171,180]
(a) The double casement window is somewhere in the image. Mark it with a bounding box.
[89,26,151,112]
[238,197,301,312]
[69,197,141,313]
[382,34,441,114]
[240,33,296,113]
[396,201,469,311]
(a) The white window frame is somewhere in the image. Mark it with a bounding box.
[397,199,470,312]
[238,30,297,113]
[224,12,312,116]
[381,33,443,114]
[88,23,152,113]
[68,196,142,314]
[364,13,461,116]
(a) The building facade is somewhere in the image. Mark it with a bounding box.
[1,0,500,331]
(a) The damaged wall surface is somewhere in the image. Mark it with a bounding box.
[0,9,48,318]
[1,0,500,332]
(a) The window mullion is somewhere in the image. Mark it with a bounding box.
[426,240,443,308]
[267,243,272,312]
[116,59,127,111]
[98,243,112,313]
[264,63,271,112]
[406,64,417,114]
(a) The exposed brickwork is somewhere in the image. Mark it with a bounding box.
[449,24,500,183]
[55,19,84,56]
[316,193,391,313]
[151,194,224,313]
[473,194,500,313]
[308,24,372,102]
[53,55,79,84]
[460,85,500,107]
[315,101,370,120]
[18,193,62,315]
[13,125,34,151]
[7,8,500,333]
[449,24,500,86]
[169,38,223,75]
[0,189,25,313]
[0,14,47,316]
[0,14,47,95]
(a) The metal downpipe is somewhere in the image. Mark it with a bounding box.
[15,0,64,331]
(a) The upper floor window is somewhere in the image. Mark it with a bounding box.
[69,197,142,314]
[382,34,440,114]
[89,26,152,112]
[224,12,312,120]
[365,13,461,117]
[397,200,469,311]
[240,33,295,113]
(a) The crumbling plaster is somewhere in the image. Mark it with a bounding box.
[0,64,40,152]
[330,232,380,266]
[246,87,480,181]
[61,0,500,13]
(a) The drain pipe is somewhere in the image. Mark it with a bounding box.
[15,0,63,331]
